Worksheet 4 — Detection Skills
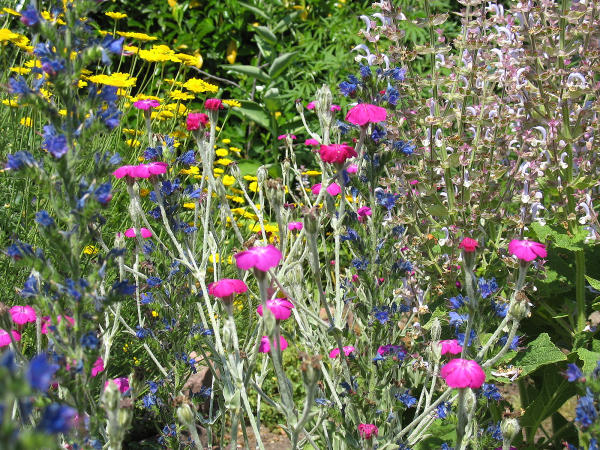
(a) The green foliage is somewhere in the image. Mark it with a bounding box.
[511,333,567,378]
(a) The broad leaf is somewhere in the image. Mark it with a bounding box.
[254,26,277,45]
[511,333,566,377]
[238,1,269,20]
[222,65,270,83]
[268,52,298,79]
[585,275,600,291]
[577,348,600,373]
[231,101,269,129]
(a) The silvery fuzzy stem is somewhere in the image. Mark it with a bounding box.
[228,409,240,450]
[291,376,318,448]
[296,101,321,142]
[333,172,347,328]
[393,389,455,441]
[150,181,188,261]
[271,322,295,420]
[234,172,269,243]
[239,387,266,450]
[455,388,467,449]
[144,111,152,147]
[483,319,519,368]
[460,252,477,359]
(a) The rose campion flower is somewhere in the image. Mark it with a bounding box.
[305,138,320,146]
[306,101,316,110]
[278,134,296,140]
[458,237,479,253]
[357,206,372,219]
[113,162,168,179]
[358,423,378,439]
[508,239,547,262]
[319,143,357,164]
[204,98,223,110]
[10,305,37,325]
[234,245,282,272]
[256,298,295,320]
[259,335,288,353]
[91,357,104,377]
[329,345,355,359]
[440,339,463,355]
[207,278,248,298]
[0,329,21,347]
[41,315,75,335]
[133,99,160,110]
[441,358,485,389]
[345,103,387,126]
[330,104,341,112]
[288,222,303,231]
[124,227,152,238]
[104,377,130,393]
[346,164,358,174]
[311,183,341,196]
[186,113,209,130]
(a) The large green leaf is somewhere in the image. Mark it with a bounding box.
[577,348,600,373]
[511,333,566,377]
[222,65,270,83]
[231,101,270,129]
[254,26,277,45]
[585,275,600,291]
[530,223,587,251]
[268,52,298,79]
[237,1,269,20]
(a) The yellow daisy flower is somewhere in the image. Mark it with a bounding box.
[83,245,99,255]
[2,8,20,16]
[183,78,218,94]
[230,146,242,153]
[215,158,233,166]
[221,175,236,186]
[244,175,258,181]
[9,67,31,75]
[213,167,224,174]
[116,31,158,41]
[249,181,259,192]
[126,139,141,147]
[302,170,322,176]
[223,99,241,108]
[105,11,127,20]
[215,148,229,157]
[183,202,196,209]
[0,29,18,42]
[176,52,203,68]
[20,117,33,127]
[169,90,194,101]
[88,72,137,88]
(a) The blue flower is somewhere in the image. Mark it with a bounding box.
[373,307,390,324]
[26,354,59,392]
[80,332,99,350]
[375,190,399,210]
[100,104,121,129]
[478,277,498,299]
[141,292,154,304]
[396,391,417,408]
[112,280,136,295]
[8,76,32,96]
[352,258,369,270]
[147,277,162,288]
[371,126,386,143]
[449,294,466,309]
[449,311,469,328]
[456,329,477,347]
[392,259,413,273]
[392,225,405,238]
[178,150,196,165]
[336,120,352,135]
[393,140,415,155]
[101,35,124,55]
[386,66,406,81]
[497,334,519,351]
[341,227,360,242]
[487,421,503,440]
[39,404,76,434]
[6,151,36,170]
[142,394,157,408]
[384,86,400,105]
[491,299,508,318]
[589,438,598,450]
[359,64,371,78]
[5,241,34,260]
[20,4,41,26]
[143,240,156,255]
[95,183,112,205]
[339,81,357,97]
[42,125,68,158]
[575,388,598,428]
[481,383,502,401]
[136,326,152,339]
[148,381,159,394]
[35,210,55,227]
[565,363,583,382]
[441,444,453,450]
[437,402,451,419]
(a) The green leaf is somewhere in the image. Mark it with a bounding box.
[577,348,600,373]
[236,159,262,177]
[268,52,298,79]
[530,223,586,251]
[428,204,449,217]
[238,1,269,20]
[222,65,270,83]
[511,333,566,377]
[232,101,269,129]
[422,307,448,330]
[254,26,277,45]
[585,275,600,291]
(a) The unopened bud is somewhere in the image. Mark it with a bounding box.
[303,207,320,235]
[430,318,442,341]
[256,166,268,187]
[176,403,196,425]
[102,381,121,412]
[500,417,520,446]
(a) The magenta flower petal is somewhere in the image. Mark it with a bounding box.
[256,298,294,320]
[208,278,248,298]
[305,138,320,146]
[41,315,74,335]
[346,164,358,174]
[326,182,341,196]
[345,103,387,126]
[0,329,21,347]
[358,423,378,439]
[9,305,36,325]
[508,239,547,262]
[319,144,357,164]
[357,206,372,217]
[133,99,160,110]
[288,222,303,231]
[113,165,135,178]
[311,183,322,195]
[91,357,104,377]
[440,358,486,389]
[234,245,282,272]
[440,339,463,355]
[329,345,355,358]
[458,237,479,253]
[259,336,288,353]
[104,377,130,393]
[306,101,316,110]
[124,227,153,238]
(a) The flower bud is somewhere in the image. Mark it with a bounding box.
[508,298,530,320]
[430,318,442,341]
[176,403,195,425]
[501,417,520,447]
[303,207,320,235]
[102,379,121,412]
[256,165,268,187]
[315,85,333,118]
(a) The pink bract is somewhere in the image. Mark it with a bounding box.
[440,358,485,389]
[358,423,378,439]
[305,138,320,146]
[10,305,36,325]
[205,98,223,110]
[440,339,463,355]
[41,315,75,335]
[124,227,153,238]
[345,103,387,126]
[234,245,283,272]
[91,357,104,377]
[186,112,209,131]
[105,377,130,393]
[133,99,160,110]
[329,345,355,359]
[508,239,547,262]
[0,329,21,347]
[208,278,248,298]
[319,144,357,164]
[256,298,295,320]
[259,335,288,353]
[459,237,479,253]
[288,222,303,231]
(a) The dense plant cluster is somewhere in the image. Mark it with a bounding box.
[0,0,600,449]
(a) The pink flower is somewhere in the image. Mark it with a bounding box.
[91,357,104,377]
[10,305,36,325]
[330,104,341,112]
[208,278,248,298]
[288,222,303,231]
[0,329,21,347]
[41,315,75,335]
[357,206,372,218]
[346,164,358,174]
[329,345,355,358]
[440,358,485,389]
[306,101,316,110]
[345,103,387,126]
[440,339,463,355]
[257,298,295,320]
[409,179,419,186]
[319,144,357,164]
[358,423,378,439]
[508,239,547,262]
[305,138,320,146]
[259,335,288,353]
[278,134,296,140]
[311,183,341,196]
[104,377,130,393]
[133,99,160,110]
[113,162,168,179]
[186,113,209,131]
[205,98,223,110]
[234,245,282,272]
[458,237,479,253]
[124,227,153,238]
